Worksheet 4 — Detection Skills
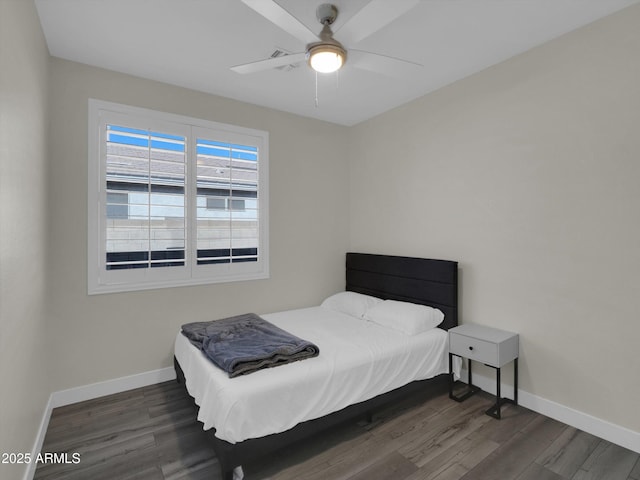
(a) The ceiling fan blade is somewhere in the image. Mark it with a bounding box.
[336,0,419,45]
[241,0,318,44]
[231,52,307,74]
[349,50,422,78]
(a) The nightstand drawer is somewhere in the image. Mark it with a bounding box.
[449,333,498,365]
[448,324,519,368]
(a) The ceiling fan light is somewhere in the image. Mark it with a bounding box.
[307,44,346,73]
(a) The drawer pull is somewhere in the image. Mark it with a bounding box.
[468,346,474,351]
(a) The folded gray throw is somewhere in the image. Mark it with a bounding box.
[181,313,320,378]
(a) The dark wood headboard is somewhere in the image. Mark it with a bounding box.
[345,252,458,331]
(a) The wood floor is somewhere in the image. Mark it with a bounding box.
[34,380,640,480]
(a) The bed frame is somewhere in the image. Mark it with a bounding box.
[174,252,458,480]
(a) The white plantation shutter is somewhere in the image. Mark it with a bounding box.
[195,134,259,265]
[105,125,186,270]
[88,100,269,294]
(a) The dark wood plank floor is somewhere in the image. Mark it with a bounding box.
[34,380,639,480]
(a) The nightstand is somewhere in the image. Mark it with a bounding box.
[448,324,519,419]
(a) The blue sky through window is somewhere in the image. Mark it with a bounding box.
[107,125,258,160]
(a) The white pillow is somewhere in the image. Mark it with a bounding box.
[363,300,444,335]
[321,291,382,318]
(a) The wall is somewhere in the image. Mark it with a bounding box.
[47,59,350,391]
[0,0,51,478]
[349,4,640,433]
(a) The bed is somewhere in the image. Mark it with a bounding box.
[174,252,459,479]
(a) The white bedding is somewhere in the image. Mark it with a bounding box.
[174,305,455,444]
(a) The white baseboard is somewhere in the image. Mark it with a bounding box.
[49,367,176,408]
[462,368,640,455]
[23,395,55,480]
[24,367,176,480]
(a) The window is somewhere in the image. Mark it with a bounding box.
[106,192,129,219]
[88,100,269,294]
[206,197,246,212]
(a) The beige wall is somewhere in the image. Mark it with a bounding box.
[349,4,640,432]
[47,59,350,390]
[0,0,51,478]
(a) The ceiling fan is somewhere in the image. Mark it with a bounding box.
[232,0,422,76]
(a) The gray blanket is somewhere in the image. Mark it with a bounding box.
[181,313,320,378]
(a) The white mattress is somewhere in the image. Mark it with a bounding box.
[174,306,454,444]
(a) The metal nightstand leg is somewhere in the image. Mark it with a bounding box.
[449,353,480,402]
[484,358,518,419]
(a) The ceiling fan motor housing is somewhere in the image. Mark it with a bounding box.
[316,4,338,25]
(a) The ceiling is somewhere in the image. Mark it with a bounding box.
[35,0,639,126]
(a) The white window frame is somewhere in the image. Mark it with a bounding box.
[88,99,269,294]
